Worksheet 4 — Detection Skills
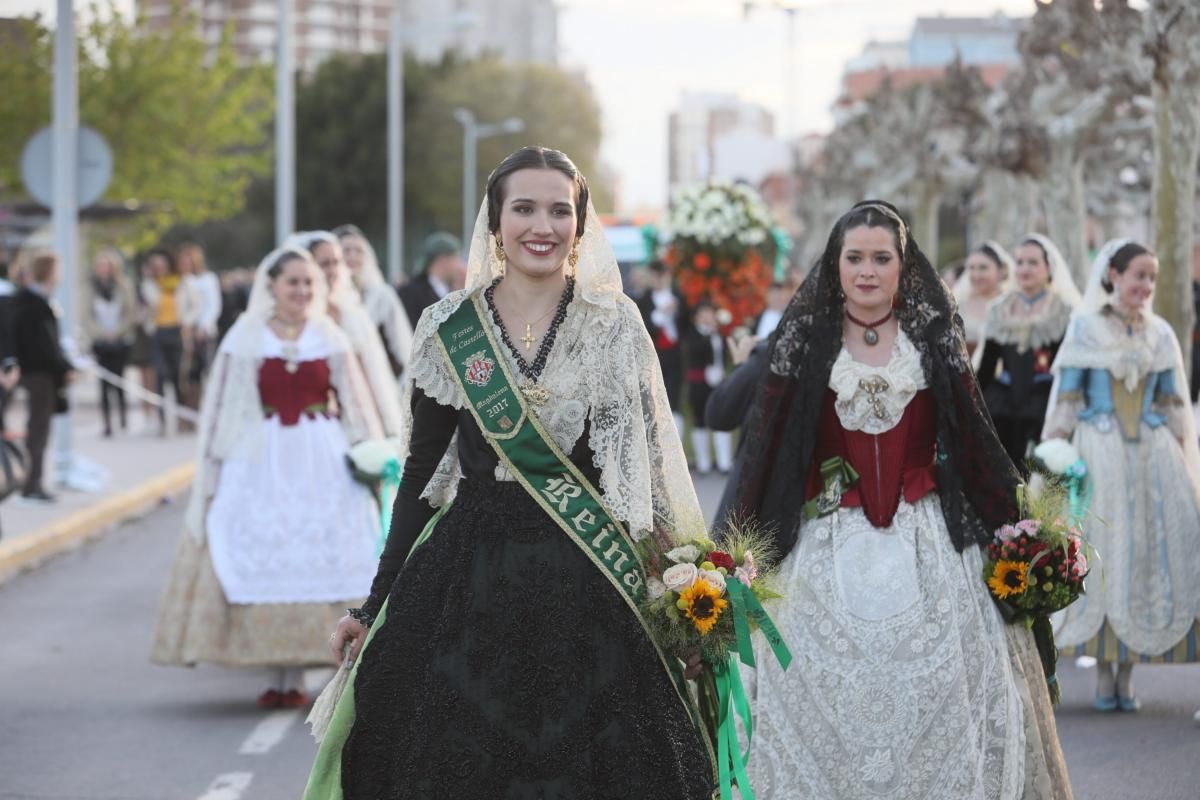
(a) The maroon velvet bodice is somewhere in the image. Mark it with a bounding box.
[258,357,331,425]
[804,388,938,528]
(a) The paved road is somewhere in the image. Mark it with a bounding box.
[1,475,1197,799]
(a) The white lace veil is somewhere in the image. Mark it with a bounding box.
[285,230,406,436]
[461,200,626,307]
[405,195,703,541]
[337,228,415,371]
[1078,237,1130,317]
[223,245,331,358]
[1022,233,1083,308]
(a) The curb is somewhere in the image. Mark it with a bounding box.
[0,463,195,582]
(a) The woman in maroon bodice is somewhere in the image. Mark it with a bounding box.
[731,202,1072,799]
[151,247,385,709]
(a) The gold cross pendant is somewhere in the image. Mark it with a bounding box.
[520,323,536,351]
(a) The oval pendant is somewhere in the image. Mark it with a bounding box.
[285,360,299,374]
[863,328,879,346]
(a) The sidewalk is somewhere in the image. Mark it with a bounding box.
[0,375,196,577]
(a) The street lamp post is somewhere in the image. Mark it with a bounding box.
[388,7,475,283]
[276,0,294,245]
[52,0,78,480]
[452,109,525,248]
[386,1,406,285]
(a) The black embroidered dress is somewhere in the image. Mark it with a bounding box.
[320,287,713,800]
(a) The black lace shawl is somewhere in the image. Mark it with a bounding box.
[732,200,1020,559]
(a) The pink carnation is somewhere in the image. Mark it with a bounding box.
[1015,519,1042,536]
[997,524,1020,543]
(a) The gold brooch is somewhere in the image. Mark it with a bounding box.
[520,381,551,406]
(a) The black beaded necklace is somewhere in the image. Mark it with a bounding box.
[485,276,575,384]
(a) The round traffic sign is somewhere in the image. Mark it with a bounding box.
[20,125,114,208]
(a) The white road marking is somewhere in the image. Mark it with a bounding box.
[196,772,254,800]
[239,710,301,755]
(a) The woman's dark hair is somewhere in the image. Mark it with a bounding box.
[833,203,905,259]
[333,223,365,240]
[1101,242,1153,293]
[485,146,589,237]
[267,248,308,280]
[977,244,1007,274]
[1019,238,1052,281]
[146,247,177,274]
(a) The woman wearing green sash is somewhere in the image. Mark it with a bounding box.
[304,147,715,799]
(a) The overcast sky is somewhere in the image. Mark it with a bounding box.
[8,0,1039,211]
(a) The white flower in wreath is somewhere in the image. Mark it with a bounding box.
[666,544,701,564]
[744,228,768,245]
[646,576,667,600]
[663,562,699,592]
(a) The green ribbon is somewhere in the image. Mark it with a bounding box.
[1066,461,1092,528]
[727,578,792,671]
[713,655,755,800]
[769,227,792,281]
[704,577,792,800]
[376,457,402,556]
[803,457,860,520]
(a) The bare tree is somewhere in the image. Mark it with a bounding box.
[1145,1,1200,373]
[988,0,1142,285]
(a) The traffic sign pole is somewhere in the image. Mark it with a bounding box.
[52,0,79,487]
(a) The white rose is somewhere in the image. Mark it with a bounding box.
[702,569,727,595]
[1033,438,1080,475]
[663,563,699,592]
[666,544,701,564]
[348,438,404,476]
[646,576,667,600]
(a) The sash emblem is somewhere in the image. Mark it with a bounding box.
[462,351,496,387]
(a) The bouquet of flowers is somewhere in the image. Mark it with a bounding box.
[983,483,1091,703]
[639,521,791,800]
[1032,438,1092,525]
[665,182,778,331]
[346,438,405,552]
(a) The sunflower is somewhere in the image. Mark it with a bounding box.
[680,578,729,636]
[988,560,1029,600]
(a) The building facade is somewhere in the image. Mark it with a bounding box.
[139,0,558,72]
[668,92,778,195]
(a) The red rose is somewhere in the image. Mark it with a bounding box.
[708,551,735,571]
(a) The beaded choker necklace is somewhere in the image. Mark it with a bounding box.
[485,277,575,405]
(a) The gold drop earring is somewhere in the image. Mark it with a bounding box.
[494,233,507,278]
[567,242,580,278]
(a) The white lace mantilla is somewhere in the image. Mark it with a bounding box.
[830,331,927,434]
[983,291,1073,353]
[403,288,699,539]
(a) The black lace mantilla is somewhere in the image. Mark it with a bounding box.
[734,199,1021,559]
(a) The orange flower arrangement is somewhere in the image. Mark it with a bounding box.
[665,182,778,332]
